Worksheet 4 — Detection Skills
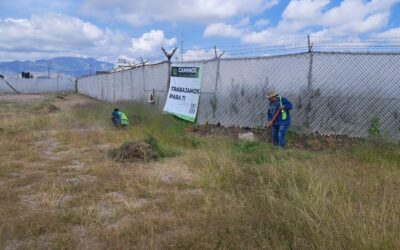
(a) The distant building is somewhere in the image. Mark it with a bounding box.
[21,72,33,78]
[96,71,110,75]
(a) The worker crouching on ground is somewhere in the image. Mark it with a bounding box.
[266,91,293,148]
[112,108,129,128]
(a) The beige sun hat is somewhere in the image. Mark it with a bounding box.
[265,90,278,99]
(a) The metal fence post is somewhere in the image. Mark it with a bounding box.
[305,35,314,129]
[101,75,104,100]
[113,72,116,102]
[122,69,124,100]
[212,57,221,119]
[167,61,171,89]
[106,74,109,102]
[161,47,177,90]
[130,68,133,101]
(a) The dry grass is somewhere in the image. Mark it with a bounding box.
[0,93,399,249]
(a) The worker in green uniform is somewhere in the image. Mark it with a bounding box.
[266,91,293,148]
[112,108,129,128]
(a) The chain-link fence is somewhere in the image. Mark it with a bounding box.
[78,51,400,140]
[78,62,169,107]
[195,52,400,140]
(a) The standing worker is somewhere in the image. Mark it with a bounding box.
[112,108,129,128]
[266,91,293,148]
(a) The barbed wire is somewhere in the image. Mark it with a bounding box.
[145,36,400,63]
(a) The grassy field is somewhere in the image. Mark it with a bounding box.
[0,93,399,249]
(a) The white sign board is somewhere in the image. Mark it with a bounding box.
[163,65,203,122]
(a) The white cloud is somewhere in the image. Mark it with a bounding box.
[237,17,251,27]
[205,0,399,45]
[283,0,329,21]
[117,13,148,27]
[0,14,103,50]
[82,0,279,25]
[318,0,398,35]
[255,19,270,27]
[0,14,174,62]
[1,0,399,62]
[181,49,221,61]
[283,0,398,35]
[204,22,302,45]
[374,27,400,38]
[241,30,272,44]
[329,12,391,34]
[204,23,243,38]
[129,30,177,54]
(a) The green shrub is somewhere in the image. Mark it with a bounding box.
[368,117,381,137]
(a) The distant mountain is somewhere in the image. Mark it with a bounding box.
[0,57,113,77]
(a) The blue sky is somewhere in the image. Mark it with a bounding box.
[0,0,399,62]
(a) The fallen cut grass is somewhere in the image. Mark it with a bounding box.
[0,94,399,249]
[108,136,179,163]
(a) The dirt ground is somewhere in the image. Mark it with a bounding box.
[1,93,399,249]
[194,124,355,151]
[0,93,47,103]
[0,94,198,249]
